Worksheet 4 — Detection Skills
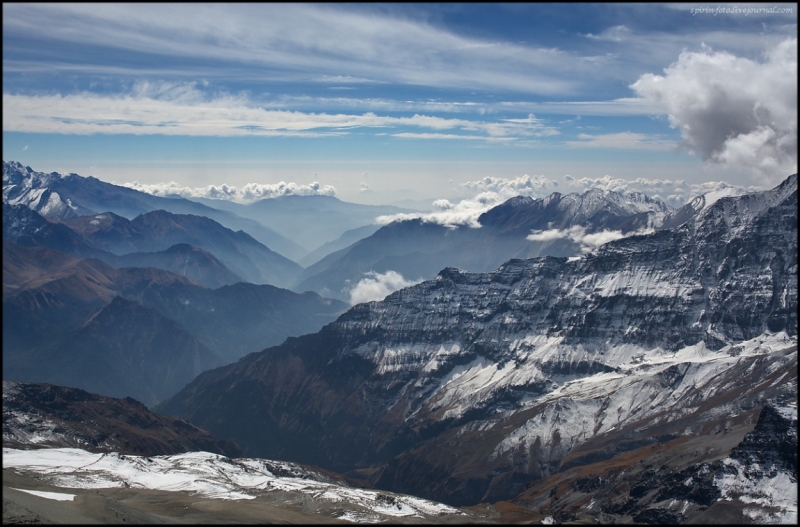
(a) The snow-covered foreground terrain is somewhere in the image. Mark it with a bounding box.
[3,447,463,523]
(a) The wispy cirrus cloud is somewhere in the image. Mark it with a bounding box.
[566,132,678,151]
[1,4,586,96]
[2,83,559,139]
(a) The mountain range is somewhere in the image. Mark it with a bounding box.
[291,187,674,302]
[3,160,417,263]
[3,159,796,522]
[158,174,797,516]
[3,241,347,405]
[3,160,307,261]
[189,194,415,256]
[4,203,302,289]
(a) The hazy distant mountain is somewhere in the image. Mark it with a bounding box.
[293,188,672,302]
[5,295,224,406]
[3,160,304,262]
[298,224,382,268]
[190,194,416,254]
[3,242,346,366]
[112,243,244,289]
[3,203,107,261]
[4,204,237,289]
[5,204,302,288]
[159,174,796,510]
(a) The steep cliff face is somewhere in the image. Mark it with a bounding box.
[159,175,797,506]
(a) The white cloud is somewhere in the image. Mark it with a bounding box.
[2,83,559,140]
[461,174,560,197]
[376,193,501,229]
[631,38,798,184]
[527,225,655,254]
[1,4,587,96]
[566,132,677,151]
[348,271,422,305]
[122,180,336,203]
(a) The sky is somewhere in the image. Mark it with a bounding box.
[2,3,797,208]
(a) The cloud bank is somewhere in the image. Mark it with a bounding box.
[122,180,336,202]
[527,225,655,254]
[349,271,422,305]
[631,38,798,184]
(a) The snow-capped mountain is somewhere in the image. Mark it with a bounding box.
[159,174,796,508]
[2,161,305,262]
[293,186,672,302]
[3,161,90,218]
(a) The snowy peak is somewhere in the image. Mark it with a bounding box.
[2,161,82,218]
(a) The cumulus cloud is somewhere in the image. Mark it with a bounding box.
[527,225,654,254]
[376,192,505,229]
[631,38,798,183]
[461,174,559,197]
[348,271,422,305]
[122,180,336,203]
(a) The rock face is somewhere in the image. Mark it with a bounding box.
[2,381,242,457]
[159,175,796,507]
[514,400,798,524]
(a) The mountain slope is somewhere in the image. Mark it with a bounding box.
[158,174,796,506]
[5,295,224,406]
[3,381,241,457]
[3,242,346,365]
[512,400,797,524]
[111,243,244,289]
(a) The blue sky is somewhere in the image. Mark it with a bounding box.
[2,3,797,206]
